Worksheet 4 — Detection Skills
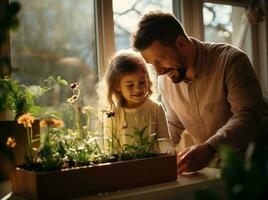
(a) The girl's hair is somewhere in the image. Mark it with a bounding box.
[103,49,153,109]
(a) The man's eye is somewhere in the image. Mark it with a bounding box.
[156,59,164,66]
[139,80,145,85]
[163,68,172,74]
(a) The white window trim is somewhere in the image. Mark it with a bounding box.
[95,0,115,78]
[181,0,204,40]
[256,1,268,95]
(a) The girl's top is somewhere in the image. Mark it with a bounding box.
[104,99,175,154]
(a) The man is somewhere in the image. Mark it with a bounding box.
[131,11,263,174]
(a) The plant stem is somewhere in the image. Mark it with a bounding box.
[111,120,114,156]
[101,112,104,151]
[27,127,33,163]
[87,112,90,133]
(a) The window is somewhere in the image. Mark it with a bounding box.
[113,0,173,51]
[112,0,174,101]
[203,2,253,62]
[10,0,97,127]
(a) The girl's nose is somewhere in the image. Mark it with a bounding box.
[134,84,142,92]
[134,86,141,92]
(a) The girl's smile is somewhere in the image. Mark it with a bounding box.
[117,69,149,108]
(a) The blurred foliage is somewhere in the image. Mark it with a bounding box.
[0,1,21,45]
[195,100,268,200]
[0,1,21,77]
[0,76,67,119]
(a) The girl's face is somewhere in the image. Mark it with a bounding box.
[117,69,149,108]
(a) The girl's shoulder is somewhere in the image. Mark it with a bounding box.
[145,99,164,113]
[146,98,162,107]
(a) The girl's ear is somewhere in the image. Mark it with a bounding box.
[116,85,121,92]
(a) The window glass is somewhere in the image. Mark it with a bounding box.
[113,0,173,51]
[113,0,173,102]
[10,0,97,127]
[203,2,253,62]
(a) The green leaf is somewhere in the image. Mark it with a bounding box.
[57,76,68,85]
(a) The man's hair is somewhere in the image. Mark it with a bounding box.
[131,10,188,50]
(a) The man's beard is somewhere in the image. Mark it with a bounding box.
[171,66,187,83]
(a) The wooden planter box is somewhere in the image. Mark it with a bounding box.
[11,154,177,200]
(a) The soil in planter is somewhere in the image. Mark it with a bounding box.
[16,152,162,173]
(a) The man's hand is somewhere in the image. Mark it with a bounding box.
[177,143,216,174]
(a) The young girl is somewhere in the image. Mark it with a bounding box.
[101,49,176,155]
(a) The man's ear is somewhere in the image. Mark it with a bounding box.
[175,36,187,50]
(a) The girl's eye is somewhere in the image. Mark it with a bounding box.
[126,84,134,88]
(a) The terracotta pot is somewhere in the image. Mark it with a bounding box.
[0,120,40,174]
[11,154,177,200]
[0,109,15,121]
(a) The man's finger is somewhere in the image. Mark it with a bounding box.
[178,163,188,174]
[177,149,193,169]
[177,148,190,160]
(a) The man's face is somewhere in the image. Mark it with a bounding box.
[141,40,187,83]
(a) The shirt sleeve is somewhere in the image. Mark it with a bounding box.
[205,52,263,151]
[159,78,185,144]
[156,104,177,154]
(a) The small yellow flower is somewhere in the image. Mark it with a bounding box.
[101,109,109,113]
[40,119,64,128]
[81,106,93,114]
[70,82,80,90]
[53,119,65,128]
[82,125,87,130]
[17,114,35,128]
[40,119,54,128]
[6,137,16,148]
[67,97,74,104]
[67,95,78,104]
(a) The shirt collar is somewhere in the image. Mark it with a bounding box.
[189,37,207,78]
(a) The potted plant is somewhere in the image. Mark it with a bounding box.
[0,75,67,182]
[8,82,177,200]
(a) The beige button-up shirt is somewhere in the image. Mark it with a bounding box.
[159,38,263,151]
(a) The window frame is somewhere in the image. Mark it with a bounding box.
[94,0,115,77]
[181,0,268,94]
[1,0,267,93]
[0,0,11,78]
